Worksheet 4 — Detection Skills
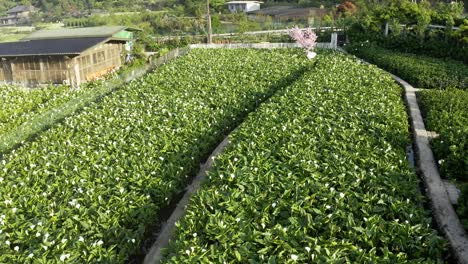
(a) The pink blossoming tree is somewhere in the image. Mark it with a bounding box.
[288,26,318,59]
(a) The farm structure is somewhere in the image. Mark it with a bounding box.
[225,1,263,13]
[0,26,139,87]
[248,6,328,22]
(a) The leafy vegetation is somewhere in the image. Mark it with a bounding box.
[0,27,30,42]
[418,88,468,230]
[345,1,467,63]
[0,0,339,16]
[0,85,90,137]
[346,43,468,89]
[353,32,468,65]
[2,0,333,38]
[0,72,132,155]
[163,51,446,262]
[0,48,307,263]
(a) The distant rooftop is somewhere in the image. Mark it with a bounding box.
[22,26,140,41]
[7,5,34,14]
[248,6,327,16]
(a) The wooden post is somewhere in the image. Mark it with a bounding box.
[207,0,212,44]
[39,58,46,83]
[10,61,16,83]
[331,33,338,49]
[74,63,81,87]
[65,57,71,86]
[69,58,81,88]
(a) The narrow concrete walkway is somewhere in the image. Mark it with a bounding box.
[143,136,230,264]
[393,74,468,264]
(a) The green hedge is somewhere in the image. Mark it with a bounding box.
[346,43,468,89]
[163,51,446,263]
[419,88,468,230]
[348,31,468,65]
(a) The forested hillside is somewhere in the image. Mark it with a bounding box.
[0,0,339,16]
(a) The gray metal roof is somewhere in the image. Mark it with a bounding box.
[22,26,138,40]
[7,5,32,14]
[0,37,109,57]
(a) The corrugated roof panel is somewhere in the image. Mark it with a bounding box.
[0,37,109,57]
[23,26,127,40]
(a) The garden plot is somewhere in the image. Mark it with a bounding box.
[0,48,306,263]
[162,51,446,263]
[0,84,89,137]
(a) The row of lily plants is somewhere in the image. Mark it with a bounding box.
[0,48,307,263]
[345,42,467,90]
[418,88,468,230]
[0,84,91,137]
[162,51,447,263]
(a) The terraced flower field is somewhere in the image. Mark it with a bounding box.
[0,49,307,262]
[1,48,451,263]
[162,51,446,263]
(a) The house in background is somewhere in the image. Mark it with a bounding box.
[0,26,139,87]
[0,5,36,26]
[225,1,263,13]
[248,6,328,23]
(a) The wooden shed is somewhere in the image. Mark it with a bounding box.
[0,26,139,87]
[248,6,328,22]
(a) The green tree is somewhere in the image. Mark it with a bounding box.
[454,19,468,44]
[414,1,431,39]
[264,15,274,30]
